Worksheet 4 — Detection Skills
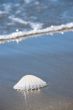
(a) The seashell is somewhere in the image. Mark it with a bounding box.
[13,75,47,91]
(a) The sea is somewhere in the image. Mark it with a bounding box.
[0,0,73,110]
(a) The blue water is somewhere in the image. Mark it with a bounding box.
[0,32,73,56]
[0,0,73,34]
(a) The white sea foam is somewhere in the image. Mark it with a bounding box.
[3,3,13,13]
[0,22,73,44]
[8,16,43,30]
[9,16,28,25]
[0,10,7,17]
[24,0,33,4]
[29,22,43,30]
[0,10,6,15]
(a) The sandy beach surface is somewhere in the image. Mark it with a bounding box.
[0,32,73,110]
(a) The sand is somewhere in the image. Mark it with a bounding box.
[0,32,73,110]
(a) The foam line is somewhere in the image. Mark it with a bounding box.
[0,22,73,44]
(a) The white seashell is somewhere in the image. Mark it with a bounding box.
[13,75,47,91]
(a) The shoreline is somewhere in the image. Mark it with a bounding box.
[0,22,73,44]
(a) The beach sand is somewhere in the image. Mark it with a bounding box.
[0,32,73,110]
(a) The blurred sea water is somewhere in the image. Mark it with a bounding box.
[0,0,73,35]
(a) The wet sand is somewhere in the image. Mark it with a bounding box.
[0,32,73,110]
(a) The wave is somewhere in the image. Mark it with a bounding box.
[8,16,43,30]
[0,22,73,44]
[9,16,28,25]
